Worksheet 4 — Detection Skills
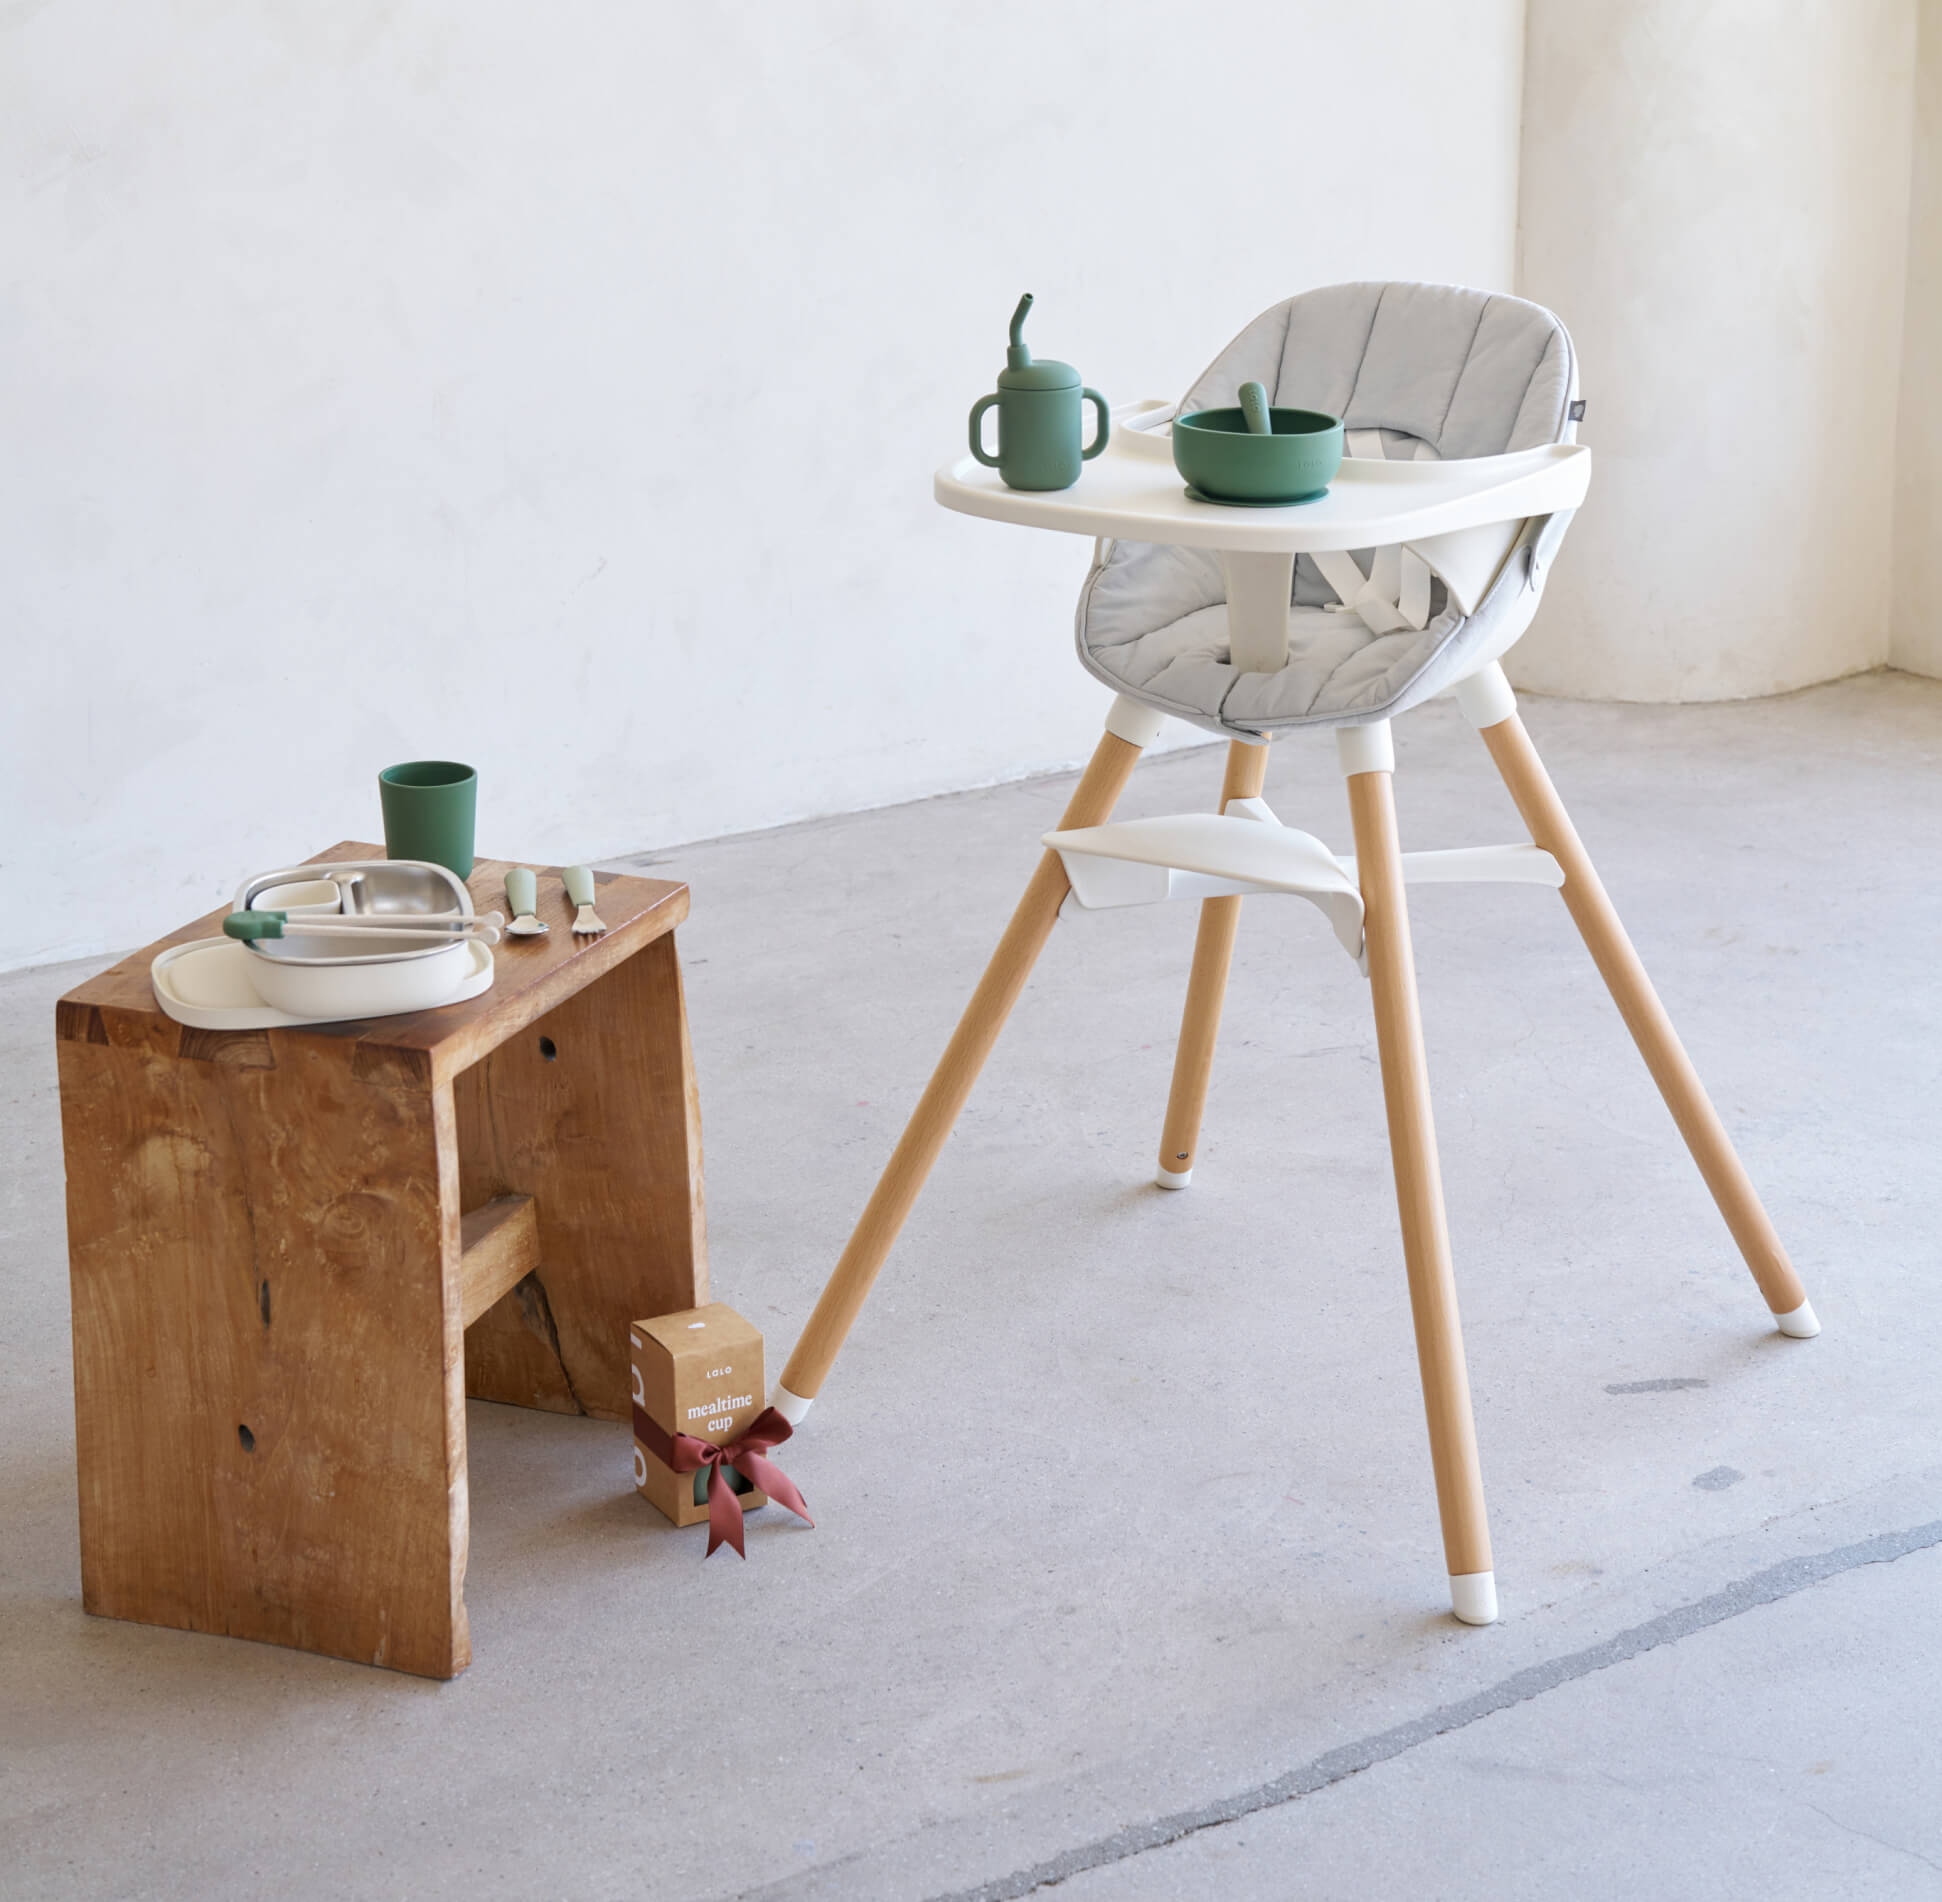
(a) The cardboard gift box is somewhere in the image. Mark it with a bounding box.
[630,1303,768,1529]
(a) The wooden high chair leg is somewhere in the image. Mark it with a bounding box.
[1476,706,1817,1336]
[1346,743,1497,1625]
[1154,739,1271,1188]
[776,711,1152,1414]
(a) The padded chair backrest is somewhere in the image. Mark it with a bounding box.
[1180,282,1576,460]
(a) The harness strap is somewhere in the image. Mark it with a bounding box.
[1317,431,1439,635]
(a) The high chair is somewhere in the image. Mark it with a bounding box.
[773,282,1818,1625]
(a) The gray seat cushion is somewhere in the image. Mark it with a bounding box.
[1076,282,1577,737]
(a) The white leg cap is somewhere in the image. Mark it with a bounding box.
[770,1384,815,1426]
[1105,695,1168,749]
[1450,1571,1498,1626]
[1155,1165,1193,1189]
[1453,662,1517,730]
[1773,1300,1820,1339]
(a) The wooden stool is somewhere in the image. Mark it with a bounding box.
[56,843,707,1679]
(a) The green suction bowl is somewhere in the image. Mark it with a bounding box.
[1172,404,1345,503]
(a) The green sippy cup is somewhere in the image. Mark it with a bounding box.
[967,294,1109,492]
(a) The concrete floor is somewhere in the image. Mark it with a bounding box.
[5,673,1941,1900]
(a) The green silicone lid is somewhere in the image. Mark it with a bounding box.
[996,292,1081,391]
[998,358,1081,391]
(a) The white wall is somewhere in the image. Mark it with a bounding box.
[1894,0,1942,676]
[1512,0,1916,702]
[0,0,1525,970]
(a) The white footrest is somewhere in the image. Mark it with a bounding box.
[1047,813,1366,959]
[1046,811,1565,967]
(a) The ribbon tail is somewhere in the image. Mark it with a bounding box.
[730,1452,815,1529]
[703,1461,747,1559]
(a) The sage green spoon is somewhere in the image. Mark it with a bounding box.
[1239,380,1273,435]
[505,866,548,936]
[562,865,608,935]
[224,909,503,945]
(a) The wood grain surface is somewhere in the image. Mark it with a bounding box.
[456,930,707,1419]
[61,1030,471,1676]
[58,843,707,1676]
[58,843,689,1088]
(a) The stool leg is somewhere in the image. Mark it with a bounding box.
[1345,732,1496,1625]
[776,703,1155,1417]
[1154,739,1271,1188]
[1473,689,1816,1337]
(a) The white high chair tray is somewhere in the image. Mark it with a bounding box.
[936,427,1589,554]
[150,935,496,1031]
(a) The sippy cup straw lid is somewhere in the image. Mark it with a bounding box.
[997,291,1080,391]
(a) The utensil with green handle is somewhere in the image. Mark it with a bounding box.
[1239,380,1273,435]
[505,867,548,936]
[224,909,503,945]
[562,865,608,936]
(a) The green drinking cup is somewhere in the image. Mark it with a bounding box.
[967,293,1109,492]
[378,760,478,880]
[969,379,1110,492]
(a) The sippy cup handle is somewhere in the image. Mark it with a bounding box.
[1081,388,1110,460]
[968,394,1002,467]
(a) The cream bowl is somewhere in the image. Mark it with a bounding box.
[242,937,475,1019]
[232,859,479,1019]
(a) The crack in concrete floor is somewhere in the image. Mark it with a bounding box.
[922,1516,1942,1901]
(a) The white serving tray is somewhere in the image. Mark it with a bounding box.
[150,935,495,1031]
[934,416,1590,555]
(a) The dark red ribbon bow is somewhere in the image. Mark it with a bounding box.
[634,1404,814,1559]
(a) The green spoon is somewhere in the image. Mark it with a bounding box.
[223,908,502,945]
[1239,380,1273,435]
